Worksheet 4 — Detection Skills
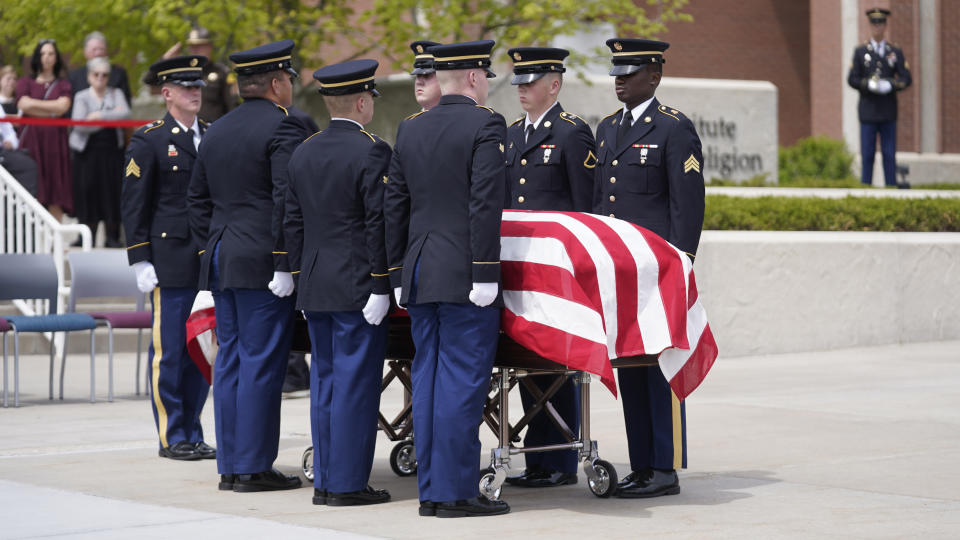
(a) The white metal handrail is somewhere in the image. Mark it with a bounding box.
[1,164,91,321]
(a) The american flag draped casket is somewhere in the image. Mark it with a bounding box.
[185,210,718,400]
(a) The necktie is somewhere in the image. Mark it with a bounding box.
[617,112,633,142]
[525,124,535,144]
[185,128,197,151]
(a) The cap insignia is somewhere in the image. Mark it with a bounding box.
[416,44,424,53]
[514,52,522,61]
[614,42,623,51]
[190,58,198,67]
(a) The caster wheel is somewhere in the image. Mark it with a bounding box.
[479,467,503,501]
[390,440,417,476]
[587,459,617,498]
[302,446,314,482]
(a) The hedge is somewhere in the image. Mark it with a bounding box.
[704,195,960,232]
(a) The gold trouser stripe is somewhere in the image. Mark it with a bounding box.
[151,288,170,448]
[671,390,682,469]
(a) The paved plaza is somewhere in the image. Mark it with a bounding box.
[1,340,958,539]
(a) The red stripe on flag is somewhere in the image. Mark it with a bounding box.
[687,270,699,310]
[502,260,595,308]
[669,324,718,401]
[633,225,689,351]
[501,310,617,396]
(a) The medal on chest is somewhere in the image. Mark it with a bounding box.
[168,144,178,157]
[540,144,555,163]
[632,144,658,164]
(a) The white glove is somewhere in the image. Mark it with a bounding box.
[394,287,402,305]
[876,79,893,94]
[132,261,159,293]
[468,282,498,308]
[867,78,879,93]
[362,293,390,325]
[267,271,294,297]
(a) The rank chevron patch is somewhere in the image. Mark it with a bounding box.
[125,158,141,178]
[683,154,701,174]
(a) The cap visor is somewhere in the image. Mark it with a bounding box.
[511,72,545,85]
[609,64,643,77]
[485,68,496,79]
[411,67,435,75]
[175,79,207,88]
[285,67,300,78]
[371,88,381,98]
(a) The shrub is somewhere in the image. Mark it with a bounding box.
[778,136,858,184]
[704,195,960,232]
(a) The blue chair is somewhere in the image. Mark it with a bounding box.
[0,254,97,407]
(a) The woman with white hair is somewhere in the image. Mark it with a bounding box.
[69,56,130,247]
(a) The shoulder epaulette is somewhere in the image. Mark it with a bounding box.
[559,111,586,126]
[475,105,495,114]
[359,129,376,142]
[510,117,524,127]
[142,119,164,133]
[601,109,621,121]
[276,104,289,116]
[304,130,322,143]
[657,104,681,122]
[404,110,426,121]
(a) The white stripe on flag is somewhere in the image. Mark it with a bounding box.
[659,295,710,381]
[503,290,607,346]
[600,216,674,354]
[500,236,574,273]
[503,212,620,354]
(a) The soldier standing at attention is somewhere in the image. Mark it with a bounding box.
[385,40,510,518]
[121,55,215,462]
[187,40,302,493]
[409,40,442,111]
[847,8,912,187]
[593,38,704,499]
[501,46,595,488]
[285,59,392,507]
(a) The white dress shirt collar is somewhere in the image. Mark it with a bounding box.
[524,100,560,131]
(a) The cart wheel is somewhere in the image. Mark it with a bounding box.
[479,467,503,501]
[302,446,314,482]
[587,459,617,498]
[390,440,417,476]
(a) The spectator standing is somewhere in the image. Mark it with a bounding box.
[15,39,73,221]
[69,57,130,247]
[0,66,19,115]
[67,32,132,107]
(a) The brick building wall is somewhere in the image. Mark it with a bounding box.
[810,0,843,139]
[941,1,959,152]
[660,0,811,146]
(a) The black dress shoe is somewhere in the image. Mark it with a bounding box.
[419,501,437,517]
[158,441,201,461]
[436,496,510,518]
[616,468,680,498]
[327,485,391,506]
[505,468,577,488]
[218,474,236,491]
[232,468,302,492]
[312,488,327,505]
[193,441,217,460]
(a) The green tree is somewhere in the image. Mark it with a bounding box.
[361,0,692,71]
[0,0,354,90]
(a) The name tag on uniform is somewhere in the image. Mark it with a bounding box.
[168,145,178,157]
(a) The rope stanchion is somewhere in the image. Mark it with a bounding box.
[0,116,153,128]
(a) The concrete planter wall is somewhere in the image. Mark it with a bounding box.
[695,231,960,357]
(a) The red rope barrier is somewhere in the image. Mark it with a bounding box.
[0,116,153,128]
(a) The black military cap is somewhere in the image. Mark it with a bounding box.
[229,39,298,77]
[186,26,212,46]
[605,38,669,76]
[149,55,208,87]
[429,40,496,78]
[866,8,891,23]
[507,47,568,85]
[410,40,441,75]
[313,59,380,97]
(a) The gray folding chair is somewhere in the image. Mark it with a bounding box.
[67,250,151,401]
[0,254,97,407]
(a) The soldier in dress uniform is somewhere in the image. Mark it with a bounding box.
[409,40,442,111]
[185,27,238,123]
[501,46,595,488]
[187,40,302,493]
[593,38,704,498]
[847,8,912,187]
[121,55,215,462]
[285,59,392,507]
[384,40,510,518]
